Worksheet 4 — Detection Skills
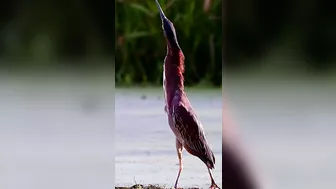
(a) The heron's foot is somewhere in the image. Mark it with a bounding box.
[173,179,178,188]
[209,182,220,189]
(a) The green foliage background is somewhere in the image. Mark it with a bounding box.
[115,0,222,87]
[0,0,113,69]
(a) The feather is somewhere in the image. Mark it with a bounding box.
[172,103,216,169]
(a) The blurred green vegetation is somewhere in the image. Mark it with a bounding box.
[225,0,336,74]
[0,0,113,69]
[115,0,222,87]
[1,0,333,85]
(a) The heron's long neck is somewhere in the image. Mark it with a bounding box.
[164,46,185,106]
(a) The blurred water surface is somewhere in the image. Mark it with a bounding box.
[0,73,114,189]
[225,75,336,189]
[1,72,335,189]
[115,88,223,188]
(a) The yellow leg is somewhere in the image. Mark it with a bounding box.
[208,167,220,189]
[174,139,183,189]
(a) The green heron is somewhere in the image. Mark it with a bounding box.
[155,0,219,188]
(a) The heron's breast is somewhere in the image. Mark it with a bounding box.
[167,115,181,138]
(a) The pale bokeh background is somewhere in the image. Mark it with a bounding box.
[0,72,114,189]
[225,74,336,189]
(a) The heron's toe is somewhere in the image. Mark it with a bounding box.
[209,183,220,189]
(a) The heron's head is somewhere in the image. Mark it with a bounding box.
[155,0,180,49]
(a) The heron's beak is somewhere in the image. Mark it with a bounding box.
[155,0,180,49]
[155,0,167,22]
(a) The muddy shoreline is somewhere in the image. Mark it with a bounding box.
[115,184,199,189]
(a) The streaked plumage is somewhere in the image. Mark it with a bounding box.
[172,97,215,169]
[154,0,219,188]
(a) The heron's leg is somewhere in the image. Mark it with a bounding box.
[207,167,220,189]
[174,138,183,189]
